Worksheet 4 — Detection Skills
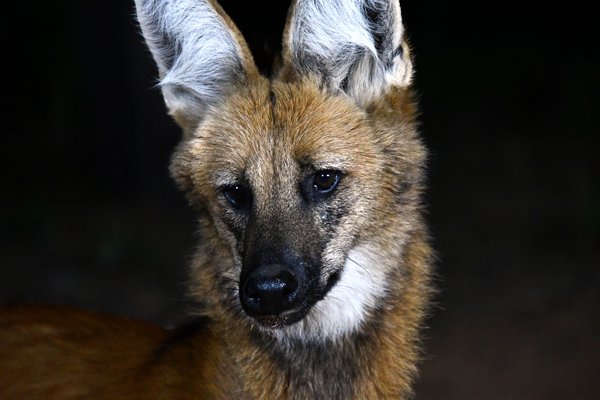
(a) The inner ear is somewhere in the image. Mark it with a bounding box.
[279,0,412,107]
[361,0,404,69]
[365,5,387,54]
[134,0,259,135]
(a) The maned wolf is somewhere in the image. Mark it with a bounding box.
[0,0,433,398]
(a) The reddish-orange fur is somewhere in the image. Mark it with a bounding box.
[0,306,233,399]
[0,0,434,398]
[0,231,431,399]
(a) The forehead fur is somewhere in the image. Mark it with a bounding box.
[171,76,425,218]
[189,79,384,182]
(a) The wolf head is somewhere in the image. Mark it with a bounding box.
[135,0,425,342]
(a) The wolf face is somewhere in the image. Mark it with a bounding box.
[135,0,425,342]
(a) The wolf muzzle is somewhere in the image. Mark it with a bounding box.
[241,264,302,317]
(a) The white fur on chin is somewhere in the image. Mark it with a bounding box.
[273,245,388,343]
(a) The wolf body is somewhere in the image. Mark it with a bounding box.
[0,0,433,398]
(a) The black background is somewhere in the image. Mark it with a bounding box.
[1,1,598,398]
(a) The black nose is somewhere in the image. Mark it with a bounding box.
[241,264,300,316]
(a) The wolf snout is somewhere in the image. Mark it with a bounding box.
[241,264,301,317]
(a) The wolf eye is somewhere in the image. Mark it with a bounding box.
[311,170,341,194]
[223,184,252,209]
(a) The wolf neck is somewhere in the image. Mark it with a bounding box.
[222,232,432,399]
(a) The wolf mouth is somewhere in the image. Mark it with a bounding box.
[253,309,306,329]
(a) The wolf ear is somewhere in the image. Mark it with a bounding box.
[134,0,258,133]
[281,0,412,106]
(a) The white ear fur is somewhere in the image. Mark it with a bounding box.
[134,0,252,131]
[285,0,412,105]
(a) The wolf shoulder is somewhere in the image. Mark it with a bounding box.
[0,306,235,399]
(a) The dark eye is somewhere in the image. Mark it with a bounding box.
[223,184,252,209]
[311,170,341,195]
